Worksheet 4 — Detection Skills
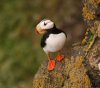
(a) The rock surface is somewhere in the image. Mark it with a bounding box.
[33,39,100,88]
[33,56,90,88]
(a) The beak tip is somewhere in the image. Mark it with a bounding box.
[36,29,39,34]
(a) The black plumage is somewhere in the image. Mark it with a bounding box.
[41,26,66,48]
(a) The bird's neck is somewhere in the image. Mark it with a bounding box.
[45,26,62,35]
[46,26,58,32]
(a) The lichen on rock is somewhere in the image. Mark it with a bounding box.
[82,0,100,52]
[33,56,91,88]
[82,4,95,20]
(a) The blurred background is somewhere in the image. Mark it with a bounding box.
[0,0,84,88]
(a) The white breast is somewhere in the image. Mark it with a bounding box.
[43,33,66,54]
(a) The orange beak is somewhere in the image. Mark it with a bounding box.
[35,29,45,34]
[36,29,39,34]
[41,29,45,32]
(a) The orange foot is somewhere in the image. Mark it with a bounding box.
[48,60,55,71]
[56,55,64,61]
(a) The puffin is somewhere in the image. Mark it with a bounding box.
[36,19,67,71]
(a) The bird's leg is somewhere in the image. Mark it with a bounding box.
[47,53,55,71]
[56,50,64,61]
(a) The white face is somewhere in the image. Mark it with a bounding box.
[36,19,54,34]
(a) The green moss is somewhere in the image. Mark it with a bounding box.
[82,0,100,51]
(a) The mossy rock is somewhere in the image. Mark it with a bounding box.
[33,56,90,88]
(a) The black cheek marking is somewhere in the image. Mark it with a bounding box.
[41,34,49,48]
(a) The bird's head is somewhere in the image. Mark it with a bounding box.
[36,19,55,34]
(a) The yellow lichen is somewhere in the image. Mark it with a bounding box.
[69,71,79,83]
[82,21,100,51]
[33,56,91,88]
[82,37,88,45]
[71,83,79,88]
[82,4,95,20]
[85,32,89,36]
[84,75,91,88]
[85,36,88,40]
[82,28,90,45]
[94,21,100,37]
[82,39,86,45]
[98,24,100,37]
[82,0,100,48]
[90,27,96,34]
[75,56,84,69]
[68,56,90,88]
[33,75,46,88]
[88,0,100,4]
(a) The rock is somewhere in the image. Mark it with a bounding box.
[33,39,100,88]
[98,24,100,37]
[85,40,100,87]
[33,56,91,88]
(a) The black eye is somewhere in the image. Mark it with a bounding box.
[44,22,47,26]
